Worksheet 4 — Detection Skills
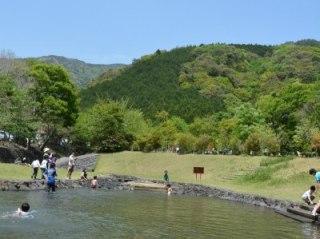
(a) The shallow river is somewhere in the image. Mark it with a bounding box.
[0,189,319,239]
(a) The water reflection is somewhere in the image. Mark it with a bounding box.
[301,223,320,239]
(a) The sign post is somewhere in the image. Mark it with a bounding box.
[193,167,204,180]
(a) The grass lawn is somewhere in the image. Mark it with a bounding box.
[95,151,320,202]
[0,163,80,180]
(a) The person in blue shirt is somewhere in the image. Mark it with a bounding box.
[309,168,320,183]
[45,163,57,192]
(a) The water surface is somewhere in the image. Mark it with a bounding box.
[0,189,318,238]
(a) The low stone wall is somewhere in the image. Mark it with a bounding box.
[0,174,295,211]
[55,153,98,170]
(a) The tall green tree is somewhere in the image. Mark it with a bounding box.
[72,101,134,152]
[0,75,36,142]
[30,63,79,149]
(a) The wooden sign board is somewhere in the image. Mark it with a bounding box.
[193,167,204,174]
[193,167,204,180]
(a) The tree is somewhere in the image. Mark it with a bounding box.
[244,126,280,155]
[30,63,79,149]
[311,132,320,156]
[292,122,313,153]
[175,133,196,154]
[189,116,216,137]
[0,75,36,143]
[194,135,214,153]
[72,101,133,152]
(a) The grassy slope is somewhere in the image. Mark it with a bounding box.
[95,151,320,201]
[0,164,80,180]
[1,151,318,202]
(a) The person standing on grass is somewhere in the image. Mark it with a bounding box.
[163,170,169,183]
[309,169,320,188]
[67,153,76,179]
[40,156,48,179]
[48,153,57,168]
[31,159,41,179]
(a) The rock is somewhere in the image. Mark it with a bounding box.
[55,153,98,170]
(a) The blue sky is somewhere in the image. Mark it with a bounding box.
[0,0,319,64]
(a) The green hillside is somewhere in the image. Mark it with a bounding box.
[81,47,224,121]
[81,40,320,121]
[35,55,126,86]
[78,40,320,154]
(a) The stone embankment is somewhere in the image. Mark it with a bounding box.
[0,174,294,211]
[55,153,98,170]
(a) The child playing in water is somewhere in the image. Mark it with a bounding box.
[46,164,57,192]
[167,184,172,196]
[16,203,30,217]
[91,176,98,189]
[302,185,316,205]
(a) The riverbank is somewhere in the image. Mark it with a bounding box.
[1,151,318,204]
[0,174,296,211]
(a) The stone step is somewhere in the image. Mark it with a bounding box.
[275,210,314,223]
[287,207,316,220]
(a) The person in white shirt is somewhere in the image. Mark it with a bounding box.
[302,185,316,205]
[40,158,48,179]
[67,153,76,179]
[31,159,41,179]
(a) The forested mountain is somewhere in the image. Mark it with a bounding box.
[81,47,224,121]
[78,40,320,154]
[2,39,320,156]
[81,40,320,121]
[34,55,126,86]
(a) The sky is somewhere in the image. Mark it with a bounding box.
[0,0,319,64]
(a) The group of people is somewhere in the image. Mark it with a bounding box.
[302,169,320,216]
[14,151,99,218]
[30,149,58,192]
[29,149,98,191]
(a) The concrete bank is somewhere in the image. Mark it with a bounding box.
[0,174,295,211]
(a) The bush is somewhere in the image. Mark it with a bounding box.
[244,133,261,155]
[194,135,213,153]
[175,133,196,154]
[244,126,280,155]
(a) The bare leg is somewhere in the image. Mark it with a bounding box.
[312,203,320,215]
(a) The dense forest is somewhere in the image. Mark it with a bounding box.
[80,39,320,155]
[1,39,320,157]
